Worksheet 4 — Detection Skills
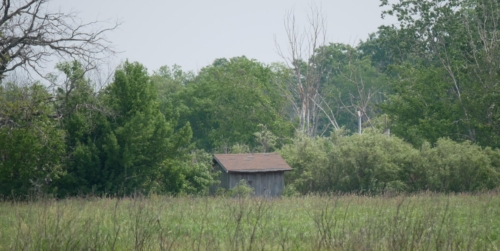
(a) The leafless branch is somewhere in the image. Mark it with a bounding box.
[274,4,334,136]
[0,0,120,80]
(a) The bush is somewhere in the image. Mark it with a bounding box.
[281,132,500,194]
[423,138,500,192]
[328,133,419,194]
[229,180,254,198]
[279,134,332,194]
[282,184,300,197]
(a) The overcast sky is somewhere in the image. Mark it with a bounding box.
[48,0,396,73]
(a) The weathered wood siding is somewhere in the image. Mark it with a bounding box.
[210,162,287,197]
[229,172,285,197]
[210,163,230,194]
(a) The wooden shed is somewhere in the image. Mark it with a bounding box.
[211,153,292,197]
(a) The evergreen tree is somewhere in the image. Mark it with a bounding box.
[57,61,195,196]
[102,61,193,195]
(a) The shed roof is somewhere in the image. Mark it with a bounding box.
[213,153,293,173]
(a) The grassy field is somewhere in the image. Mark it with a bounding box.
[0,193,499,250]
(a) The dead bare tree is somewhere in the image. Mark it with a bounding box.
[275,5,340,137]
[0,0,119,80]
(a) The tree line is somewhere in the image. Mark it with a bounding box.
[1,0,500,198]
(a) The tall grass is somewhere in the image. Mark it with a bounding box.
[1,193,499,250]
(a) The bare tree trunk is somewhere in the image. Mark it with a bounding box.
[275,4,339,136]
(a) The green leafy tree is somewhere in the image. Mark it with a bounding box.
[55,61,197,196]
[0,82,64,197]
[51,61,111,196]
[177,57,293,151]
[151,64,193,120]
[379,0,500,147]
[253,124,278,153]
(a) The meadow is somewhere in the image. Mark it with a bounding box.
[1,193,499,251]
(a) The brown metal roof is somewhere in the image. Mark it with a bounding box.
[213,153,293,173]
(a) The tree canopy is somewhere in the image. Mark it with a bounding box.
[2,0,500,198]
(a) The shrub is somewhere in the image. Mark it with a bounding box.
[279,134,332,194]
[229,180,254,198]
[328,132,419,194]
[423,138,500,192]
[281,132,500,194]
[282,184,300,197]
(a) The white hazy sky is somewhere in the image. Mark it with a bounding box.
[48,0,396,73]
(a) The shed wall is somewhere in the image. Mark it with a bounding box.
[210,163,230,194]
[229,172,285,197]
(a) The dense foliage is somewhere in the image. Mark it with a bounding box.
[2,0,500,197]
[281,132,500,194]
